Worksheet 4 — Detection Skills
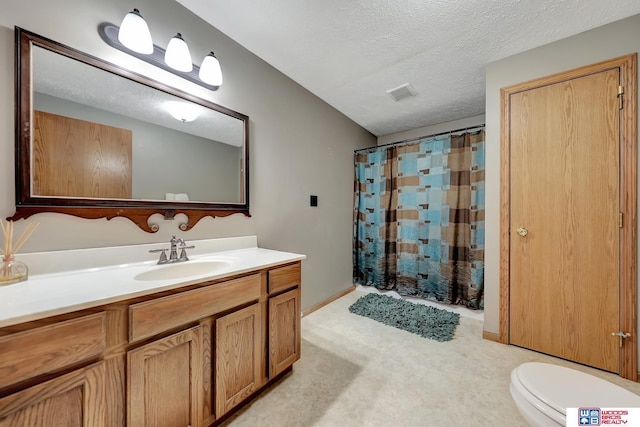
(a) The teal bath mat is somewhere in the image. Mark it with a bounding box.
[348,293,460,342]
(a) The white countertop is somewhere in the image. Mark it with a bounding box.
[0,237,305,328]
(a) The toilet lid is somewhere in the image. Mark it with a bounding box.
[515,362,640,415]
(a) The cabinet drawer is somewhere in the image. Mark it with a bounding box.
[0,312,106,389]
[129,274,261,342]
[268,263,301,295]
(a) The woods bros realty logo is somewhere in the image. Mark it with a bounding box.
[570,408,639,425]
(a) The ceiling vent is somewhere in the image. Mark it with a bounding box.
[387,83,417,102]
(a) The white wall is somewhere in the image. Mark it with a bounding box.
[0,0,375,310]
[484,14,640,335]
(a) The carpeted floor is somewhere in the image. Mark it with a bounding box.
[221,288,640,427]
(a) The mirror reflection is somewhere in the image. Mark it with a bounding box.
[31,46,246,204]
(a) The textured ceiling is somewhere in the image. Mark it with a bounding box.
[178,0,640,137]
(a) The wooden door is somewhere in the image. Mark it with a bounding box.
[0,362,105,426]
[507,66,626,373]
[127,326,202,427]
[215,303,262,417]
[33,110,132,199]
[269,288,301,378]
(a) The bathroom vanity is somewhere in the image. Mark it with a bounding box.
[0,237,304,426]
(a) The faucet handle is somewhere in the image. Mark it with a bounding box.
[178,245,195,262]
[149,248,169,264]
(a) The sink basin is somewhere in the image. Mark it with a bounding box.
[134,260,231,281]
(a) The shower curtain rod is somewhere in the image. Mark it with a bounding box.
[354,123,485,153]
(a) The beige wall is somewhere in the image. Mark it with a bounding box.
[377,114,485,145]
[0,0,375,310]
[484,14,640,335]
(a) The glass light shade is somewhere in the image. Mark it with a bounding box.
[164,33,192,72]
[166,101,199,122]
[199,52,223,86]
[118,9,153,54]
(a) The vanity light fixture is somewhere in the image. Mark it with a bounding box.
[98,8,222,90]
[199,52,223,86]
[117,9,153,54]
[164,33,192,72]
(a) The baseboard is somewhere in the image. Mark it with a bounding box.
[302,285,356,317]
[482,330,500,342]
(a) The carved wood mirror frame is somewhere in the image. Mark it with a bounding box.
[10,27,250,232]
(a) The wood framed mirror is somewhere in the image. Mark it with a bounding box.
[10,27,250,232]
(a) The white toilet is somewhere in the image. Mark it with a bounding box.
[510,362,640,426]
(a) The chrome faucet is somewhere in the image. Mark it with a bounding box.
[149,235,196,264]
[169,235,180,262]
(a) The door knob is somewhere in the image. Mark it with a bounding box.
[517,227,528,237]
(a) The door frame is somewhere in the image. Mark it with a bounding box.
[499,54,638,380]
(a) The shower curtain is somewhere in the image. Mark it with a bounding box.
[353,130,485,309]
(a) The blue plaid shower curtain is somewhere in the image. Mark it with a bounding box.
[353,130,485,309]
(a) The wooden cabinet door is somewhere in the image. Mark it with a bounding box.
[215,303,262,417]
[0,362,105,427]
[127,326,202,427]
[269,288,301,378]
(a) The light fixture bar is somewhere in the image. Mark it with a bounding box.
[98,23,220,91]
